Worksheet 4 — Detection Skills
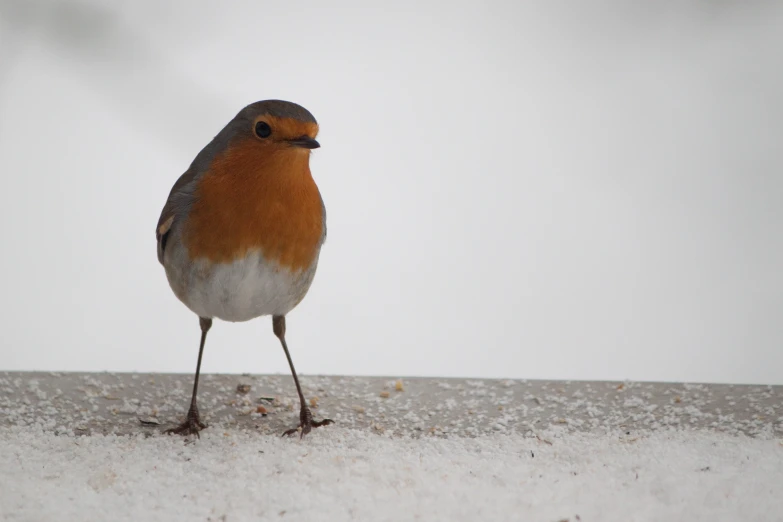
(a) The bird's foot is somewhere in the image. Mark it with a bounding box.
[166,407,207,438]
[282,405,334,439]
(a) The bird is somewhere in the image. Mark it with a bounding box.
[155,99,332,439]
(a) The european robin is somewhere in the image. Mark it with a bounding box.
[155,100,332,438]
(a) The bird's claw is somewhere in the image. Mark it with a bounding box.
[282,405,334,438]
[165,409,207,438]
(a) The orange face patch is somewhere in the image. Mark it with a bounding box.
[183,132,324,272]
[253,115,318,142]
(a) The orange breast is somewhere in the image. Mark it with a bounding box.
[184,138,324,272]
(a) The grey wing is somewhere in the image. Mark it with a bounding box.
[156,168,199,266]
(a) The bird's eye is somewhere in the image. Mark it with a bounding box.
[255,121,272,138]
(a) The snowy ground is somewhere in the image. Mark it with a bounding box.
[1,373,782,521]
[2,426,782,521]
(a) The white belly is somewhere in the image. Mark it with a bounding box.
[165,247,319,322]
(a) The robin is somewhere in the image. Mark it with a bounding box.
[155,100,332,438]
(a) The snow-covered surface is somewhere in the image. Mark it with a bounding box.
[2,372,782,521]
[2,372,782,437]
[2,426,782,521]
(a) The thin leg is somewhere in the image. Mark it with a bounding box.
[273,315,333,438]
[166,316,212,437]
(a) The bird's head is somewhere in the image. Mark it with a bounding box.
[191,100,320,178]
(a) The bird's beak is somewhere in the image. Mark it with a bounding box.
[288,136,320,149]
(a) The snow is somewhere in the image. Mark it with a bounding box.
[2,426,781,522]
[2,373,782,520]
[3,373,782,439]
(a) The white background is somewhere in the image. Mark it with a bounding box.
[0,1,781,384]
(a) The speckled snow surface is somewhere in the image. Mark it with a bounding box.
[2,372,782,438]
[2,426,782,522]
[1,373,782,521]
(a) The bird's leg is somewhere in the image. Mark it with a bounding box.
[166,317,212,438]
[273,315,334,438]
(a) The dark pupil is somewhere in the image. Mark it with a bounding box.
[255,121,271,138]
